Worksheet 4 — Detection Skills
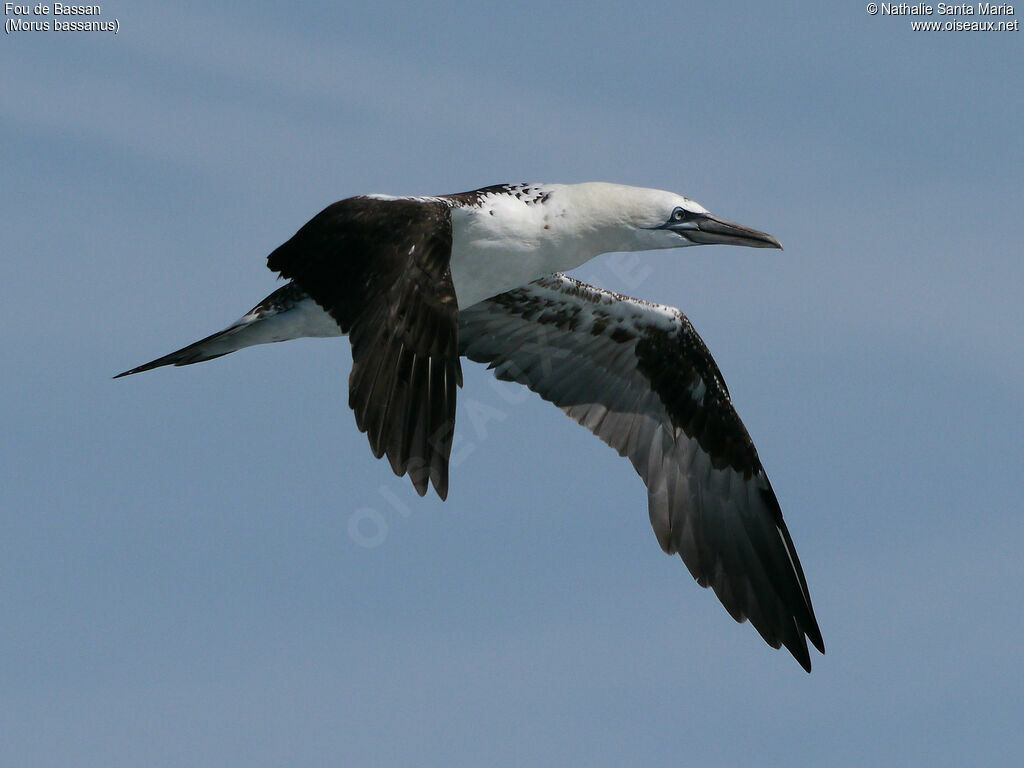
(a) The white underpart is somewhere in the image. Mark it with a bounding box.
[252,296,341,339]
[223,296,341,355]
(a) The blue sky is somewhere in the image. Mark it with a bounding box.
[2,2,1022,765]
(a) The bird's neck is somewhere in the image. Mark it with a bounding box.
[449,185,668,308]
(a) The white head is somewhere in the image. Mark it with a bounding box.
[560,182,782,255]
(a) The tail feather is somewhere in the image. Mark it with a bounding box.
[114,282,341,378]
[114,324,248,377]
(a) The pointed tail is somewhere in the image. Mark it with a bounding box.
[115,282,339,378]
[114,324,249,377]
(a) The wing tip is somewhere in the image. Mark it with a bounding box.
[786,620,824,672]
[691,555,825,672]
[807,624,825,656]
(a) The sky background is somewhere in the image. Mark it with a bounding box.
[2,1,1022,765]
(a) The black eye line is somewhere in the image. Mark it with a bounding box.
[648,208,704,230]
[668,207,699,226]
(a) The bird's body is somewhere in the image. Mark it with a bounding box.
[118,182,824,670]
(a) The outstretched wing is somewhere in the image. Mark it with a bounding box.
[268,197,462,499]
[459,273,823,670]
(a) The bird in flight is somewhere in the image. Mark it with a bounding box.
[118,182,824,670]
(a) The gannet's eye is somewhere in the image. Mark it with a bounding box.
[670,207,687,223]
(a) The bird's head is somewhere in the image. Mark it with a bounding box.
[569,183,783,254]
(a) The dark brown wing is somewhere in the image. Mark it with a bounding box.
[267,196,461,499]
[459,273,823,671]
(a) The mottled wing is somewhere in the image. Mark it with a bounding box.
[268,197,462,499]
[458,273,823,670]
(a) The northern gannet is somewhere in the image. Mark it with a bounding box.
[117,182,824,670]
